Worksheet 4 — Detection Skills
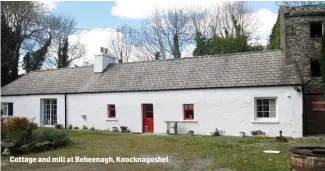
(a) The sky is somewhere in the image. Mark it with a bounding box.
[44,1,280,65]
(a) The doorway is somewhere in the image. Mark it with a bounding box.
[304,94,325,135]
[142,104,154,133]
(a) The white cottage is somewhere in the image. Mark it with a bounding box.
[1,50,303,137]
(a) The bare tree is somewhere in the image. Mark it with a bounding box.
[44,15,86,68]
[187,2,257,40]
[206,5,223,37]
[107,25,134,63]
[133,7,191,60]
[130,2,260,60]
[220,2,258,38]
[187,5,221,38]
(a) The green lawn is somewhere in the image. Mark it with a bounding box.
[2,130,325,171]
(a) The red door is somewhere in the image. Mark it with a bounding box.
[142,104,154,133]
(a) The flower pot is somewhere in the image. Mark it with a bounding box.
[239,132,245,138]
[188,130,194,136]
[112,127,119,132]
[120,126,128,133]
[1,141,15,156]
[1,141,15,148]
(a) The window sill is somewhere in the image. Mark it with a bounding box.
[105,118,118,121]
[310,37,321,40]
[180,120,198,123]
[43,125,55,128]
[251,120,279,124]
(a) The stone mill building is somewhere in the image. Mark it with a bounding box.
[280,5,325,135]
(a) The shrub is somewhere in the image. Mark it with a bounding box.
[55,124,63,129]
[1,117,38,136]
[30,123,38,130]
[74,126,79,130]
[68,124,73,129]
[2,117,29,134]
[82,125,88,130]
[31,128,69,146]
[9,130,30,146]
[89,127,95,131]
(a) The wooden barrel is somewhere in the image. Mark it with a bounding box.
[290,147,325,171]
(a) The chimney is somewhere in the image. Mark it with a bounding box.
[94,47,117,73]
[154,52,161,60]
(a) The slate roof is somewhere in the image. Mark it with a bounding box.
[1,50,301,96]
[284,5,325,16]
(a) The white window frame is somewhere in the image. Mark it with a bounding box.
[254,97,278,123]
[1,103,9,116]
[43,99,57,126]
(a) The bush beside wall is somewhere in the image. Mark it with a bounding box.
[1,117,70,154]
[1,117,38,135]
[31,128,69,146]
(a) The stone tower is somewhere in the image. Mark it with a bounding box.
[280,5,325,93]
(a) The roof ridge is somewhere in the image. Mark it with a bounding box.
[112,49,283,66]
[21,50,284,73]
[31,65,93,73]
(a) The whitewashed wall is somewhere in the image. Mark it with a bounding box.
[66,86,303,137]
[1,95,65,127]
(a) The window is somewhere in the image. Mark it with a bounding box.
[310,22,322,38]
[43,99,57,125]
[256,99,276,118]
[146,111,153,118]
[108,104,116,118]
[310,60,321,77]
[183,104,194,120]
[1,102,13,116]
[144,104,153,118]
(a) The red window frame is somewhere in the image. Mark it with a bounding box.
[183,104,194,120]
[108,104,116,118]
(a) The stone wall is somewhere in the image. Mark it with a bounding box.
[283,6,325,93]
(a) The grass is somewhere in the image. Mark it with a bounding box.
[2,130,325,171]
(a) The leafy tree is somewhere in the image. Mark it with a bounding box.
[193,32,208,56]
[23,37,52,73]
[1,11,17,86]
[1,1,49,84]
[57,38,70,68]
[248,44,265,51]
[22,53,32,73]
[173,34,181,58]
[267,16,280,50]
[193,10,264,56]
[320,32,325,98]
[193,25,262,56]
